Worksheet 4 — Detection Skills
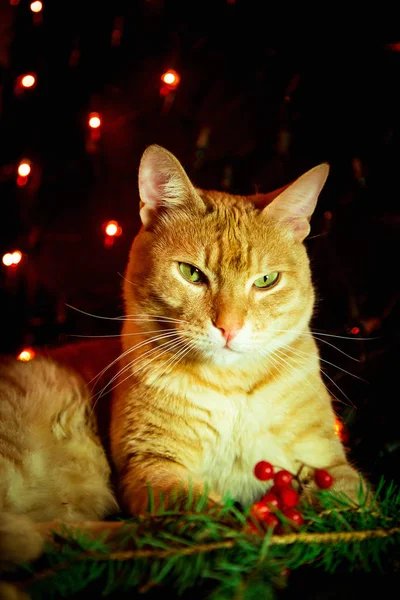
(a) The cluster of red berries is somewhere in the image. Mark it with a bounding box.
[247,461,334,533]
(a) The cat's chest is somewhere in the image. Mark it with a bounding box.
[188,387,296,506]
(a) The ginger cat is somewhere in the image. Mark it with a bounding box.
[110,145,363,513]
[0,145,363,567]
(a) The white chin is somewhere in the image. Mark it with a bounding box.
[210,347,244,366]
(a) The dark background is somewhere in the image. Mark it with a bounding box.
[0,2,399,488]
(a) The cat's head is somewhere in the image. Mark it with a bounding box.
[124,145,329,366]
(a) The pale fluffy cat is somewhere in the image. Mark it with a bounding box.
[0,145,363,568]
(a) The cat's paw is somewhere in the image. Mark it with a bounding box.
[299,464,369,509]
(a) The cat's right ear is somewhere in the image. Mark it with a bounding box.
[138,145,202,229]
[260,163,330,241]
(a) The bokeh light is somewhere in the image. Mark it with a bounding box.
[30,1,43,12]
[17,348,36,362]
[2,253,13,267]
[105,220,120,236]
[88,112,101,129]
[11,251,22,265]
[18,161,31,177]
[2,251,22,266]
[161,69,180,88]
[21,74,36,88]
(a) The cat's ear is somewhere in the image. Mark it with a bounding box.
[138,145,202,229]
[259,163,330,241]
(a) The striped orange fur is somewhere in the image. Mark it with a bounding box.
[110,145,364,513]
[0,146,365,565]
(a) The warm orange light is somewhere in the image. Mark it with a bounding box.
[88,112,101,129]
[163,72,176,85]
[161,69,180,88]
[18,161,31,177]
[334,417,349,444]
[21,74,36,88]
[105,221,118,236]
[30,0,43,11]
[17,348,36,362]
[334,418,343,437]
[2,253,13,267]
[106,223,118,236]
[2,251,22,266]
[11,251,22,265]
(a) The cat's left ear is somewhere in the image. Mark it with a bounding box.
[138,145,203,229]
[260,163,330,241]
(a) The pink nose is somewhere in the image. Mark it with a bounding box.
[218,327,241,343]
[213,318,243,343]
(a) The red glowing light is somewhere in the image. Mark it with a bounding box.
[17,348,35,362]
[2,253,13,267]
[334,418,343,437]
[17,175,28,187]
[106,222,118,236]
[88,112,101,129]
[334,417,349,444]
[30,0,43,11]
[161,69,180,89]
[21,74,36,88]
[350,326,360,335]
[2,251,22,267]
[11,251,22,265]
[18,161,31,177]
[105,220,122,237]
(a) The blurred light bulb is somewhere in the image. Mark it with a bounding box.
[21,74,36,88]
[88,112,101,129]
[2,253,13,267]
[161,70,180,89]
[17,348,35,362]
[30,1,43,11]
[105,221,118,236]
[11,251,22,265]
[18,161,31,177]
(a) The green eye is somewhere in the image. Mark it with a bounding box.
[253,272,279,289]
[179,262,205,284]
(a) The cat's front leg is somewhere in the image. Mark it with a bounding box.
[118,460,221,515]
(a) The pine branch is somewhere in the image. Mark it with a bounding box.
[5,477,400,599]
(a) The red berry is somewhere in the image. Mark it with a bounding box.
[260,492,280,510]
[273,470,293,487]
[282,507,304,527]
[264,513,280,530]
[314,469,334,489]
[279,487,299,508]
[254,461,274,481]
[269,484,283,496]
[250,501,272,520]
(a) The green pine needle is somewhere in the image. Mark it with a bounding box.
[5,476,400,599]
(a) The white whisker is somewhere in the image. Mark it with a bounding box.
[255,349,284,385]
[67,328,180,339]
[280,343,368,384]
[87,330,181,391]
[270,325,374,342]
[95,337,187,401]
[268,327,361,362]
[66,303,189,325]
[98,336,183,394]
[276,346,355,408]
[265,347,326,403]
